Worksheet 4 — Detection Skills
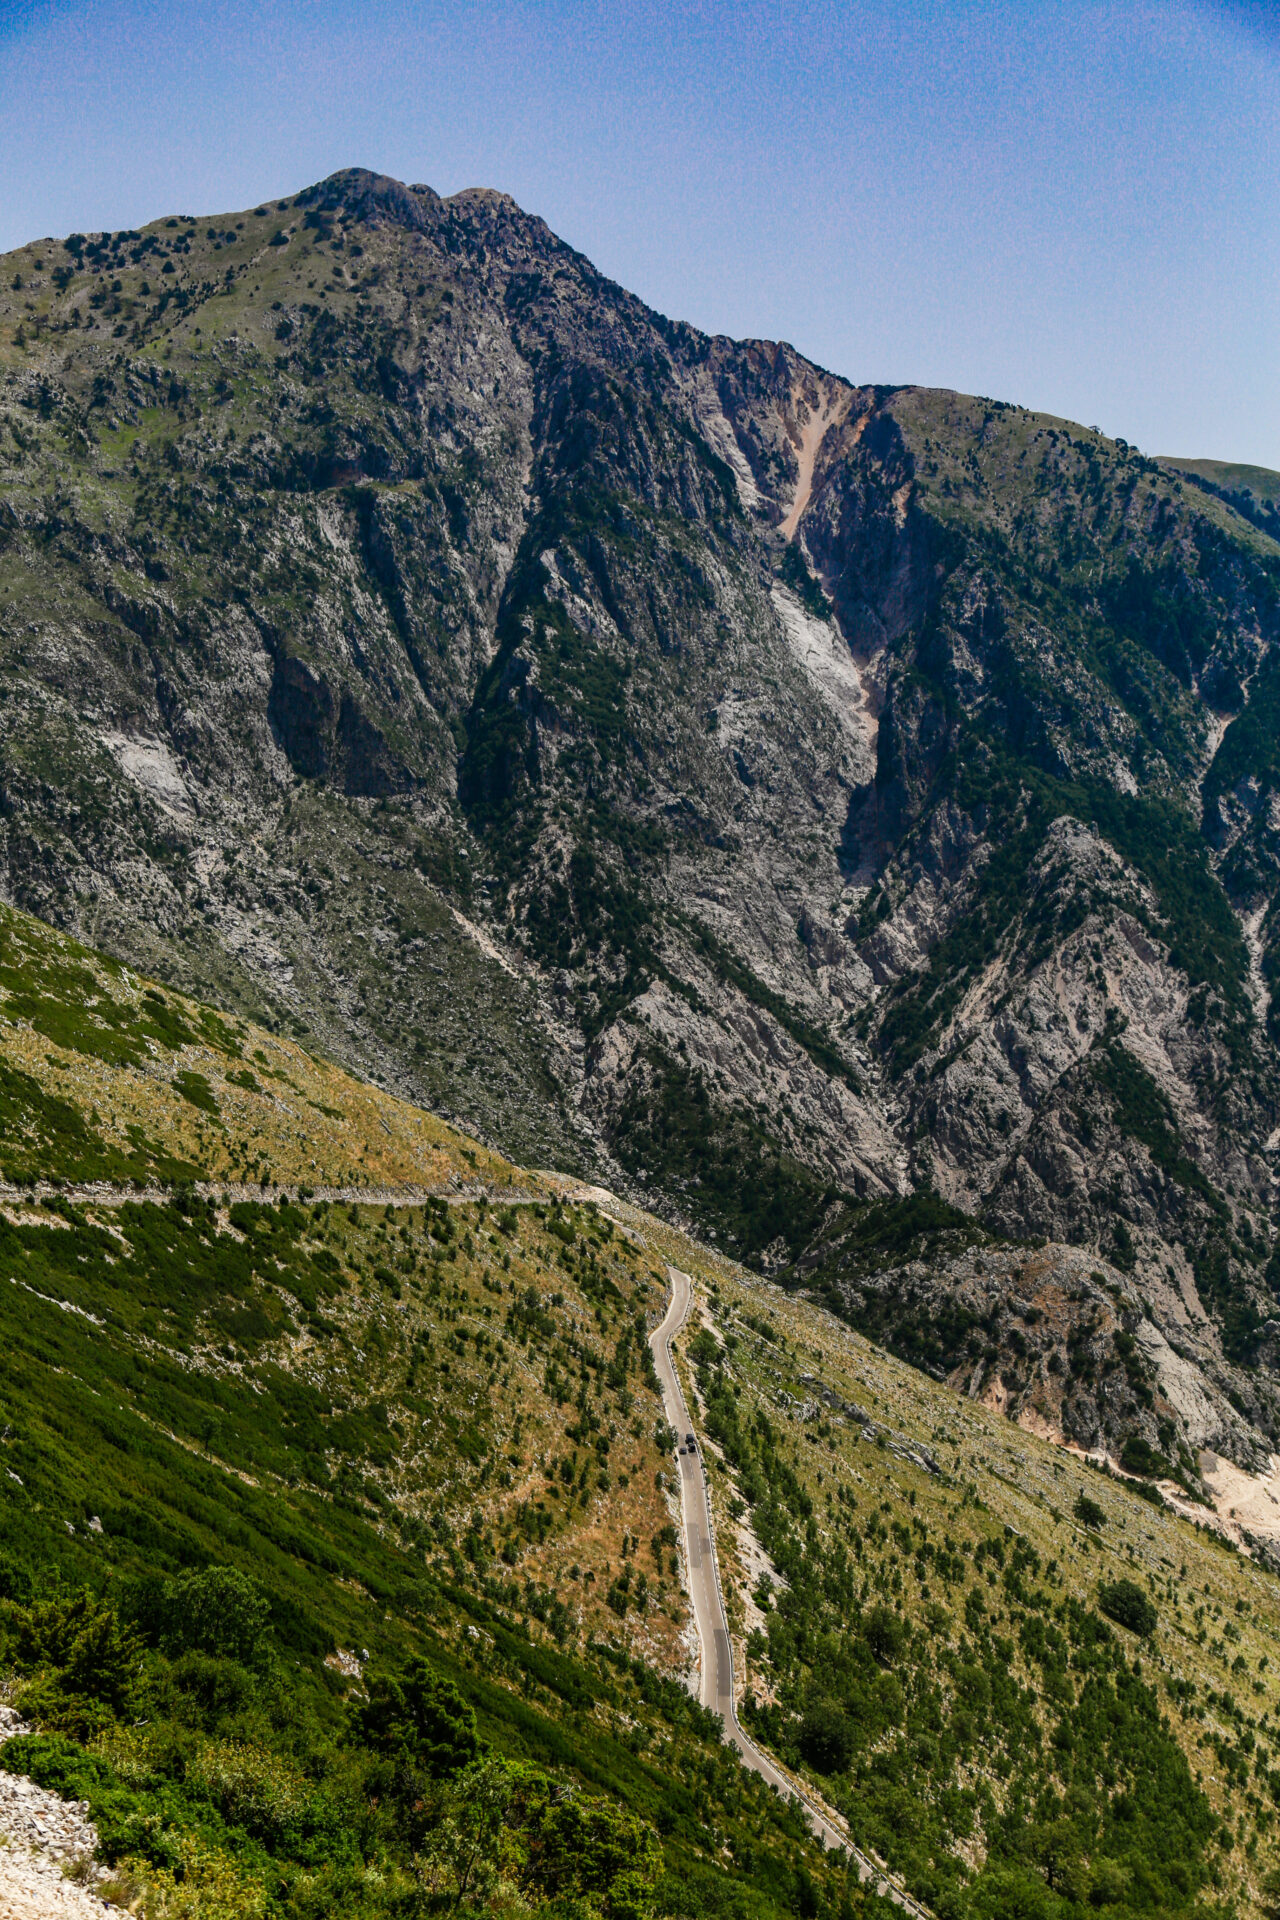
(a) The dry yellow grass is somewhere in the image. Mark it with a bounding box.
[0,902,528,1194]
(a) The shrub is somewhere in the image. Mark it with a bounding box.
[862,1603,907,1666]
[172,1071,219,1115]
[162,1653,258,1728]
[106,1831,267,1920]
[162,1569,270,1667]
[353,1656,480,1777]
[797,1699,854,1775]
[524,1789,663,1918]
[1120,1434,1167,1478]
[967,1864,1054,1920]
[12,1681,118,1742]
[4,1590,140,1714]
[1098,1579,1157,1638]
[184,1738,355,1865]
[1074,1493,1106,1530]
[0,1731,113,1800]
[687,1329,720,1369]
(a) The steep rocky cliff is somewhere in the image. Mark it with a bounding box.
[2,167,1280,1481]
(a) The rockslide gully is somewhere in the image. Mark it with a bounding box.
[649,1269,930,1918]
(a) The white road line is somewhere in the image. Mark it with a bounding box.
[650,1267,930,1916]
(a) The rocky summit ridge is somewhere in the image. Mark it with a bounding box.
[2,167,1280,1508]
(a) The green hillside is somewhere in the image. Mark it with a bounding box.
[6,870,1280,1918]
[676,1265,1280,1919]
[1161,457,1280,544]
[0,900,846,1920]
[1162,460,1280,509]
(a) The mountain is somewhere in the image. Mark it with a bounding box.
[1164,458,1280,546]
[3,176,1280,1514]
[0,898,1277,1919]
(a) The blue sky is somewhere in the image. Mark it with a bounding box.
[1,0,1276,466]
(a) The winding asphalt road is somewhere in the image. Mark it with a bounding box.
[650,1267,930,1915]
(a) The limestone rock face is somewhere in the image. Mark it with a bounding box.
[804,1230,1271,1477]
[2,168,1280,1471]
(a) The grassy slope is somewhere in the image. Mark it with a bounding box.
[671,1259,1280,1917]
[0,898,525,1194]
[1163,461,1280,511]
[8,889,1280,1914]
[0,897,848,1920]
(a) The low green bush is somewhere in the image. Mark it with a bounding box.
[1097,1577,1158,1638]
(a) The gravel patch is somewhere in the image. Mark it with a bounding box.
[0,1708,120,1916]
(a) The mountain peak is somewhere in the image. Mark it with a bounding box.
[0,169,1278,1513]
